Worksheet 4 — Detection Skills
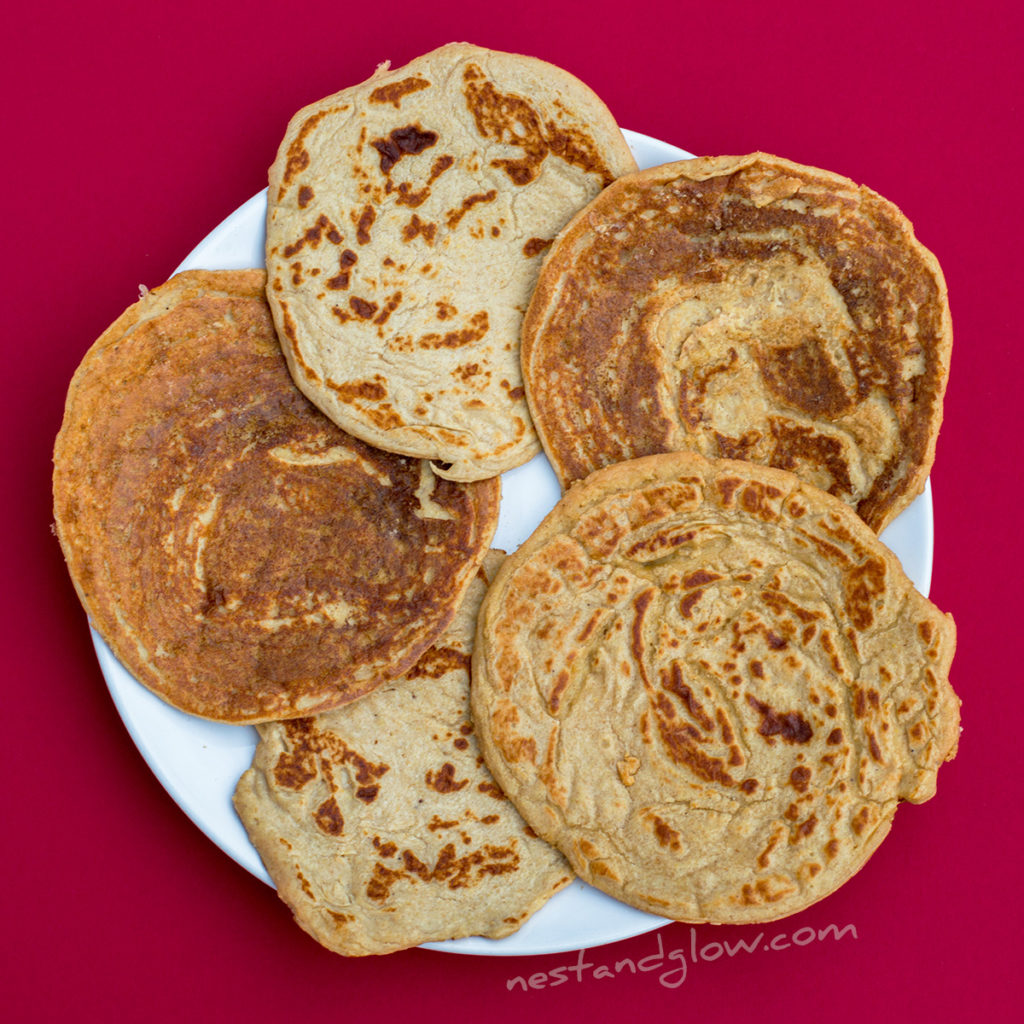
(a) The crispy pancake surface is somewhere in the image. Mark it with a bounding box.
[53,270,499,723]
[471,452,959,924]
[522,153,952,532]
[234,552,573,956]
[266,42,637,482]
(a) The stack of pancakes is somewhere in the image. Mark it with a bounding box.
[52,43,959,956]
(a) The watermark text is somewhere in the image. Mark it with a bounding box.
[506,922,858,991]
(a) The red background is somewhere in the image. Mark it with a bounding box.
[6,1,1020,1019]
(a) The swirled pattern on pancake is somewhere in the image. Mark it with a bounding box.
[471,451,959,924]
[522,153,952,532]
[53,270,500,723]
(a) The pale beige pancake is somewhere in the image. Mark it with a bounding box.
[53,270,500,723]
[522,153,952,532]
[266,42,637,481]
[471,451,959,924]
[234,552,573,956]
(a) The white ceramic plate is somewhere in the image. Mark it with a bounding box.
[95,130,934,957]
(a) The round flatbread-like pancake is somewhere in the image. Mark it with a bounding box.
[471,451,959,924]
[234,552,573,956]
[522,153,952,532]
[266,42,637,481]
[53,270,500,723]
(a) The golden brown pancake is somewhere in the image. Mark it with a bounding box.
[266,42,637,482]
[233,552,573,956]
[471,451,959,924]
[52,270,500,723]
[522,153,952,532]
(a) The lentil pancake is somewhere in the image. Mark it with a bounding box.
[471,451,959,924]
[266,42,637,482]
[233,552,573,956]
[521,153,952,532]
[52,270,499,723]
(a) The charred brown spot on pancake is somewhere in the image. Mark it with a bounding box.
[405,644,471,680]
[327,376,388,402]
[844,557,887,630]
[366,840,519,902]
[407,310,489,351]
[461,63,615,187]
[446,190,498,230]
[313,796,345,835]
[793,815,818,840]
[739,481,783,521]
[350,296,379,320]
[661,662,714,732]
[294,868,315,900]
[717,476,743,507]
[325,248,358,290]
[746,695,813,744]
[768,419,853,498]
[684,570,722,589]
[388,154,454,208]
[548,669,571,714]
[282,214,340,258]
[274,724,319,789]
[355,205,376,245]
[653,690,736,786]
[427,815,460,832]
[426,762,470,793]
[402,213,437,244]
[851,806,872,836]
[275,719,392,806]
[371,124,439,173]
[297,185,314,208]
[372,835,395,860]
[740,878,792,906]
[755,339,854,418]
[523,237,553,258]
[369,75,431,107]
[865,729,883,763]
[789,765,812,792]
[624,527,698,562]
[281,109,332,191]
[853,686,881,718]
[646,812,682,851]
[477,780,506,800]
[761,588,825,625]
[372,291,402,327]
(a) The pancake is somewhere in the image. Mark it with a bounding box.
[521,153,952,532]
[233,551,573,956]
[471,451,959,924]
[52,270,500,724]
[266,42,637,482]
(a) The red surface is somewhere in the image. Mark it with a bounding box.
[6,1,1020,1019]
